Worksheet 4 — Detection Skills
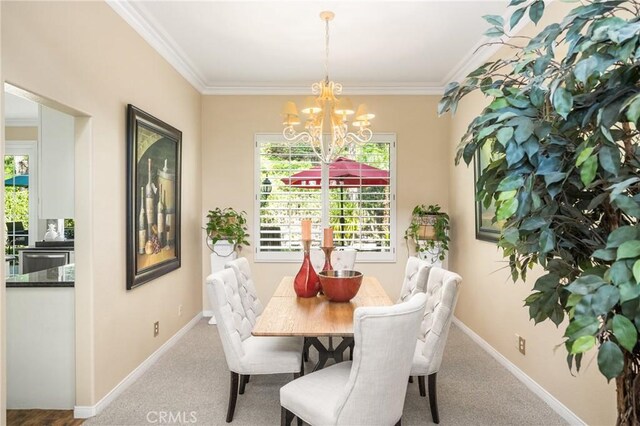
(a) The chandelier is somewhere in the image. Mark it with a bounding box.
[281,11,375,164]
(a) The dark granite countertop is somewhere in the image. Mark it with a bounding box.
[6,263,75,288]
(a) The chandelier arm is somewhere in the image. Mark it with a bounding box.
[325,15,330,82]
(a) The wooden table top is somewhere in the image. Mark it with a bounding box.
[252,276,392,337]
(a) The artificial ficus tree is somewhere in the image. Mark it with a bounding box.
[439,0,640,423]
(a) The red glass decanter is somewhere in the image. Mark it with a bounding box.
[294,239,320,297]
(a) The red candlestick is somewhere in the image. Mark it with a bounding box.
[294,240,320,298]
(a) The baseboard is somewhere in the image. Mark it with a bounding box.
[452,317,585,426]
[74,312,203,419]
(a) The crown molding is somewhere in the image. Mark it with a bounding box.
[201,84,445,96]
[106,0,208,93]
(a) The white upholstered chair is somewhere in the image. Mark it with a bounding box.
[410,266,462,424]
[224,257,264,327]
[310,247,357,273]
[397,256,432,303]
[206,269,303,423]
[280,293,428,426]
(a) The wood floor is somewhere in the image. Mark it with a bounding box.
[7,410,83,426]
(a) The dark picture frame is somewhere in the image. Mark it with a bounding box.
[126,105,182,290]
[474,141,501,243]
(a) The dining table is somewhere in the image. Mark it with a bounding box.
[252,275,393,371]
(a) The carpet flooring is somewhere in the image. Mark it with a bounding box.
[85,318,567,425]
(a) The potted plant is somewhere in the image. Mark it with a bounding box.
[404,204,450,262]
[205,207,250,255]
[440,1,640,422]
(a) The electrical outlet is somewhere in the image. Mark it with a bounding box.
[178,304,183,316]
[517,334,526,355]
[154,321,159,337]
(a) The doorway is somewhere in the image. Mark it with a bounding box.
[3,83,92,423]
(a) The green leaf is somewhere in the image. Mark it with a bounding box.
[571,335,596,354]
[598,341,624,382]
[529,0,545,25]
[566,275,605,295]
[497,127,514,146]
[613,315,637,352]
[617,240,640,260]
[497,197,518,221]
[576,146,594,167]
[483,14,504,28]
[502,227,519,246]
[619,282,640,303]
[593,248,616,261]
[497,175,524,191]
[606,226,638,249]
[514,118,535,143]
[485,27,505,38]
[625,95,640,124]
[565,315,600,338]
[599,146,620,175]
[591,285,619,316]
[553,87,573,119]
[633,260,640,283]
[612,196,640,218]
[539,228,555,253]
[520,217,547,231]
[580,155,597,187]
[510,7,526,29]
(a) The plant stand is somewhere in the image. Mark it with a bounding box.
[416,240,446,268]
[207,240,237,325]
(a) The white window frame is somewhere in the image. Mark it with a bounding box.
[254,133,396,263]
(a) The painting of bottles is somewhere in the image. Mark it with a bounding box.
[127,105,181,290]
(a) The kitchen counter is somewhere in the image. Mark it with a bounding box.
[6,263,74,288]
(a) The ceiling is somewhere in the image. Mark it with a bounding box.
[109,1,512,95]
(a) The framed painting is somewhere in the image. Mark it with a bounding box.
[474,140,501,242]
[126,105,182,290]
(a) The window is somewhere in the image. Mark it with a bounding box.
[254,133,396,262]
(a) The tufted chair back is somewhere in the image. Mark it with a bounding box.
[334,293,427,425]
[225,257,264,326]
[206,269,252,373]
[310,248,357,273]
[418,266,462,374]
[397,256,432,303]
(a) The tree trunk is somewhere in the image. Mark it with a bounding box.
[616,353,640,425]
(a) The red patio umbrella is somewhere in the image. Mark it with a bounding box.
[281,157,390,242]
[281,157,389,188]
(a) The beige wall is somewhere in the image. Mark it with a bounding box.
[202,95,451,306]
[447,2,616,424]
[5,126,37,141]
[2,1,202,405]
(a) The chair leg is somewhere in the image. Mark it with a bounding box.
[239,374,249,395]
[428,373,439,424]
[246,375,250,383]
[394,418,402,426]
[226,372,239,423]
[418,375,426,397]
[281,406,294,426]
[297,417,303,426]
[408,376,413,383]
